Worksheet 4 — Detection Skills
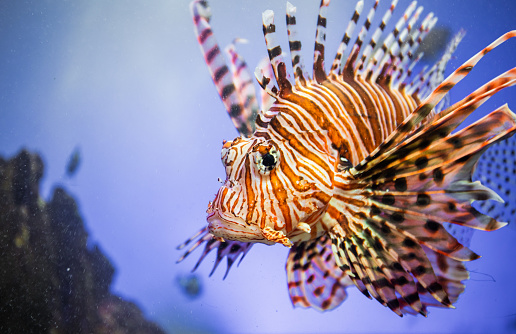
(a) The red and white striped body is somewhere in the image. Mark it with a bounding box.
[179,0,516,317]
[208,74,422,246]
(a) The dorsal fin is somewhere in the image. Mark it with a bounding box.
[190,0,255,136]
[352,30,516,175]
[368,2,419,83]
[262,9,293,98]
[255,57,277,113]
[343,0,380,77]
[224,39,260,126]
[355,0,400,76]
[397,14,437,91]
[313,0,331,83]
[254,63,279,99]
[286,2,310,86]
[330,1,364,77]
[389,7,428,89]
[254,65,281,132]
[412,30,465,114]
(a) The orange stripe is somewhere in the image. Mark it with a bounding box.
[270,169,292,232]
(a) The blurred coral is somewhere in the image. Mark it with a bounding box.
[0,150,165,334]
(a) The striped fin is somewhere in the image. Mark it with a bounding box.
[330,1,363,77]
[357,229,425,315]
[398,245,468,315]
[225,39,260,127]
[395,13,437,91]
[286,235,353,311]
[368,2,419,83]
[406,15,438,85]
[190,0,255,136]
[255,56,277,113]
[355,0,400,75]
[326,102,516,315]
[254,60,279,98]
[312,0,331,83]
[327,220,432,315]
[430,67,516,129]
[326,189,464,314]
[344,0,380,76]
[408,30,465,104]
[410,30,465,118]
[329,230,371,300]
[381,5,424,86]
[177,226,253,279]
[324,32,516,314]
[253,58,281,132]
[346,234,418,316]
[353,31,516,175]
[391,9,430,89]
[358,101,516,229]
[262,9,293,98]
[286,2,310,86]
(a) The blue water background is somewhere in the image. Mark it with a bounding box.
[0,1,515,333]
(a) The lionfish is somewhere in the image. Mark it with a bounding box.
[178,0,516,316]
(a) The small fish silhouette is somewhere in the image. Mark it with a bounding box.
[65,147,81,178]
[176,273,202,299]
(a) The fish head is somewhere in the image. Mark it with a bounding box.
[207,134,334,245]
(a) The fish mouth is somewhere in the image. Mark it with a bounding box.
[206,210,272,244]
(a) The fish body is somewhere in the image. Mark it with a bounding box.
[179,0,516,316]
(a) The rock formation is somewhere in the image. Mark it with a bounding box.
[0,150,166,334]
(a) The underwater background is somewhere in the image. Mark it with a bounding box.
[0,0,515,333]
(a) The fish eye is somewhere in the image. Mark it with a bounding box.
[337,155,352,171]
[256,146,279,174]
[261,153,276,167]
